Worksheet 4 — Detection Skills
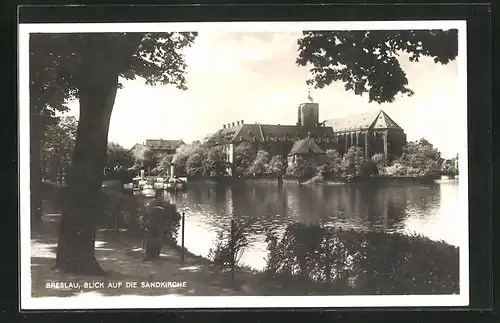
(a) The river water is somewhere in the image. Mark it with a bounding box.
[165,179,461,271]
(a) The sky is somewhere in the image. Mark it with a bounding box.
[63,31,464,159]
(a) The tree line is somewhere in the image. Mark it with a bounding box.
[40,116,153,184]
[160,137,447,181]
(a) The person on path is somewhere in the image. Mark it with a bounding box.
[143,199,167,261]
[143,199,179,261]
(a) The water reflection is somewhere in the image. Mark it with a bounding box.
[167,180,460,270]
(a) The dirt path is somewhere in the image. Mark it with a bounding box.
[30,201,260,298]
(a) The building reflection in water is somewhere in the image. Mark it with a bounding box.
[168,180,458,270]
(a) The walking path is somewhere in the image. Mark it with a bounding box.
[30,201,262,298]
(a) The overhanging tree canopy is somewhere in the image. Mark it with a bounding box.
[296,29,458,103]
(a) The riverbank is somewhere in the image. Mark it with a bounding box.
[184,174,449,186]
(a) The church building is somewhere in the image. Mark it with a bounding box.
[207,100,407,175]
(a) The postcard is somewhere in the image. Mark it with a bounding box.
[19,20,468,309]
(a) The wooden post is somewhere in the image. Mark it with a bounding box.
[364,131,369,160]
[230,219,235,284]
[180,212,185,263]
[115,208,119,231]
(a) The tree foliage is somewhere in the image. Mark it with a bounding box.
[340,147,365,176]
[248,149,270,176]
[287,156,314,178]
[185,152,204,177]
[172,142,201,171]
[233,142,255,176]
[371,153,387,174]
[268,155,288,177]
[202,146,227,177]
[297,30,458,103]
[41,116,78,183]
[442,156,458,174]
[396,138,443,176]
[324,149,342,176]
[106,142,134,169]
[172,142,227,177]
[155,153,175,176]
[30,32,197,101]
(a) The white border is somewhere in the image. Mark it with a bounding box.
[19,21,469,310]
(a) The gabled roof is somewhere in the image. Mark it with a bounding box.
[323,110,403,132]
[209,123,335,144]
[130,143,151,159]
[288,137,325,156]
[130,143,148,151]
[145,139,184,150]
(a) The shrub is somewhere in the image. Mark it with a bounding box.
[41,182,181,246]
[268,155,287,177]
[208,218,256,268]
[286,156,314,179]
[340,147,365,177]
[324,149,342,176]
[248,150,270,176]
[396,138,444,177]
[185,152,204,177]
[359,160,379,177]
[305,173,325,184]
[385,162,407,176]
[265,223,459,295]
[371,153,387,174]
[96,193,181,245]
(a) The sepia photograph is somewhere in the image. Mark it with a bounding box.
[19,21,468,309]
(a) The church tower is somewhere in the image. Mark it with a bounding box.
[297,102,319,128]
[297,90,319,128]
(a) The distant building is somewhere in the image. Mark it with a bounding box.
[130,143,149,160]
[207,101,407,175]
[131,139,184,158]
[287,135,326,170]
[144,139,185,155]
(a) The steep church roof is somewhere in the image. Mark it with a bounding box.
[288,137,325,156]
[323,110,402,132]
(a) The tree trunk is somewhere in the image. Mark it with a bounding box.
[30,107,43,229]
[55,71,118,275]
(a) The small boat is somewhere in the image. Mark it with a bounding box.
[153,182,165,190]
[141,184,156,197]
[165,177,186,191]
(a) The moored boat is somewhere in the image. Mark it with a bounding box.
[165,177,186,191]
[141,184,156,197]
